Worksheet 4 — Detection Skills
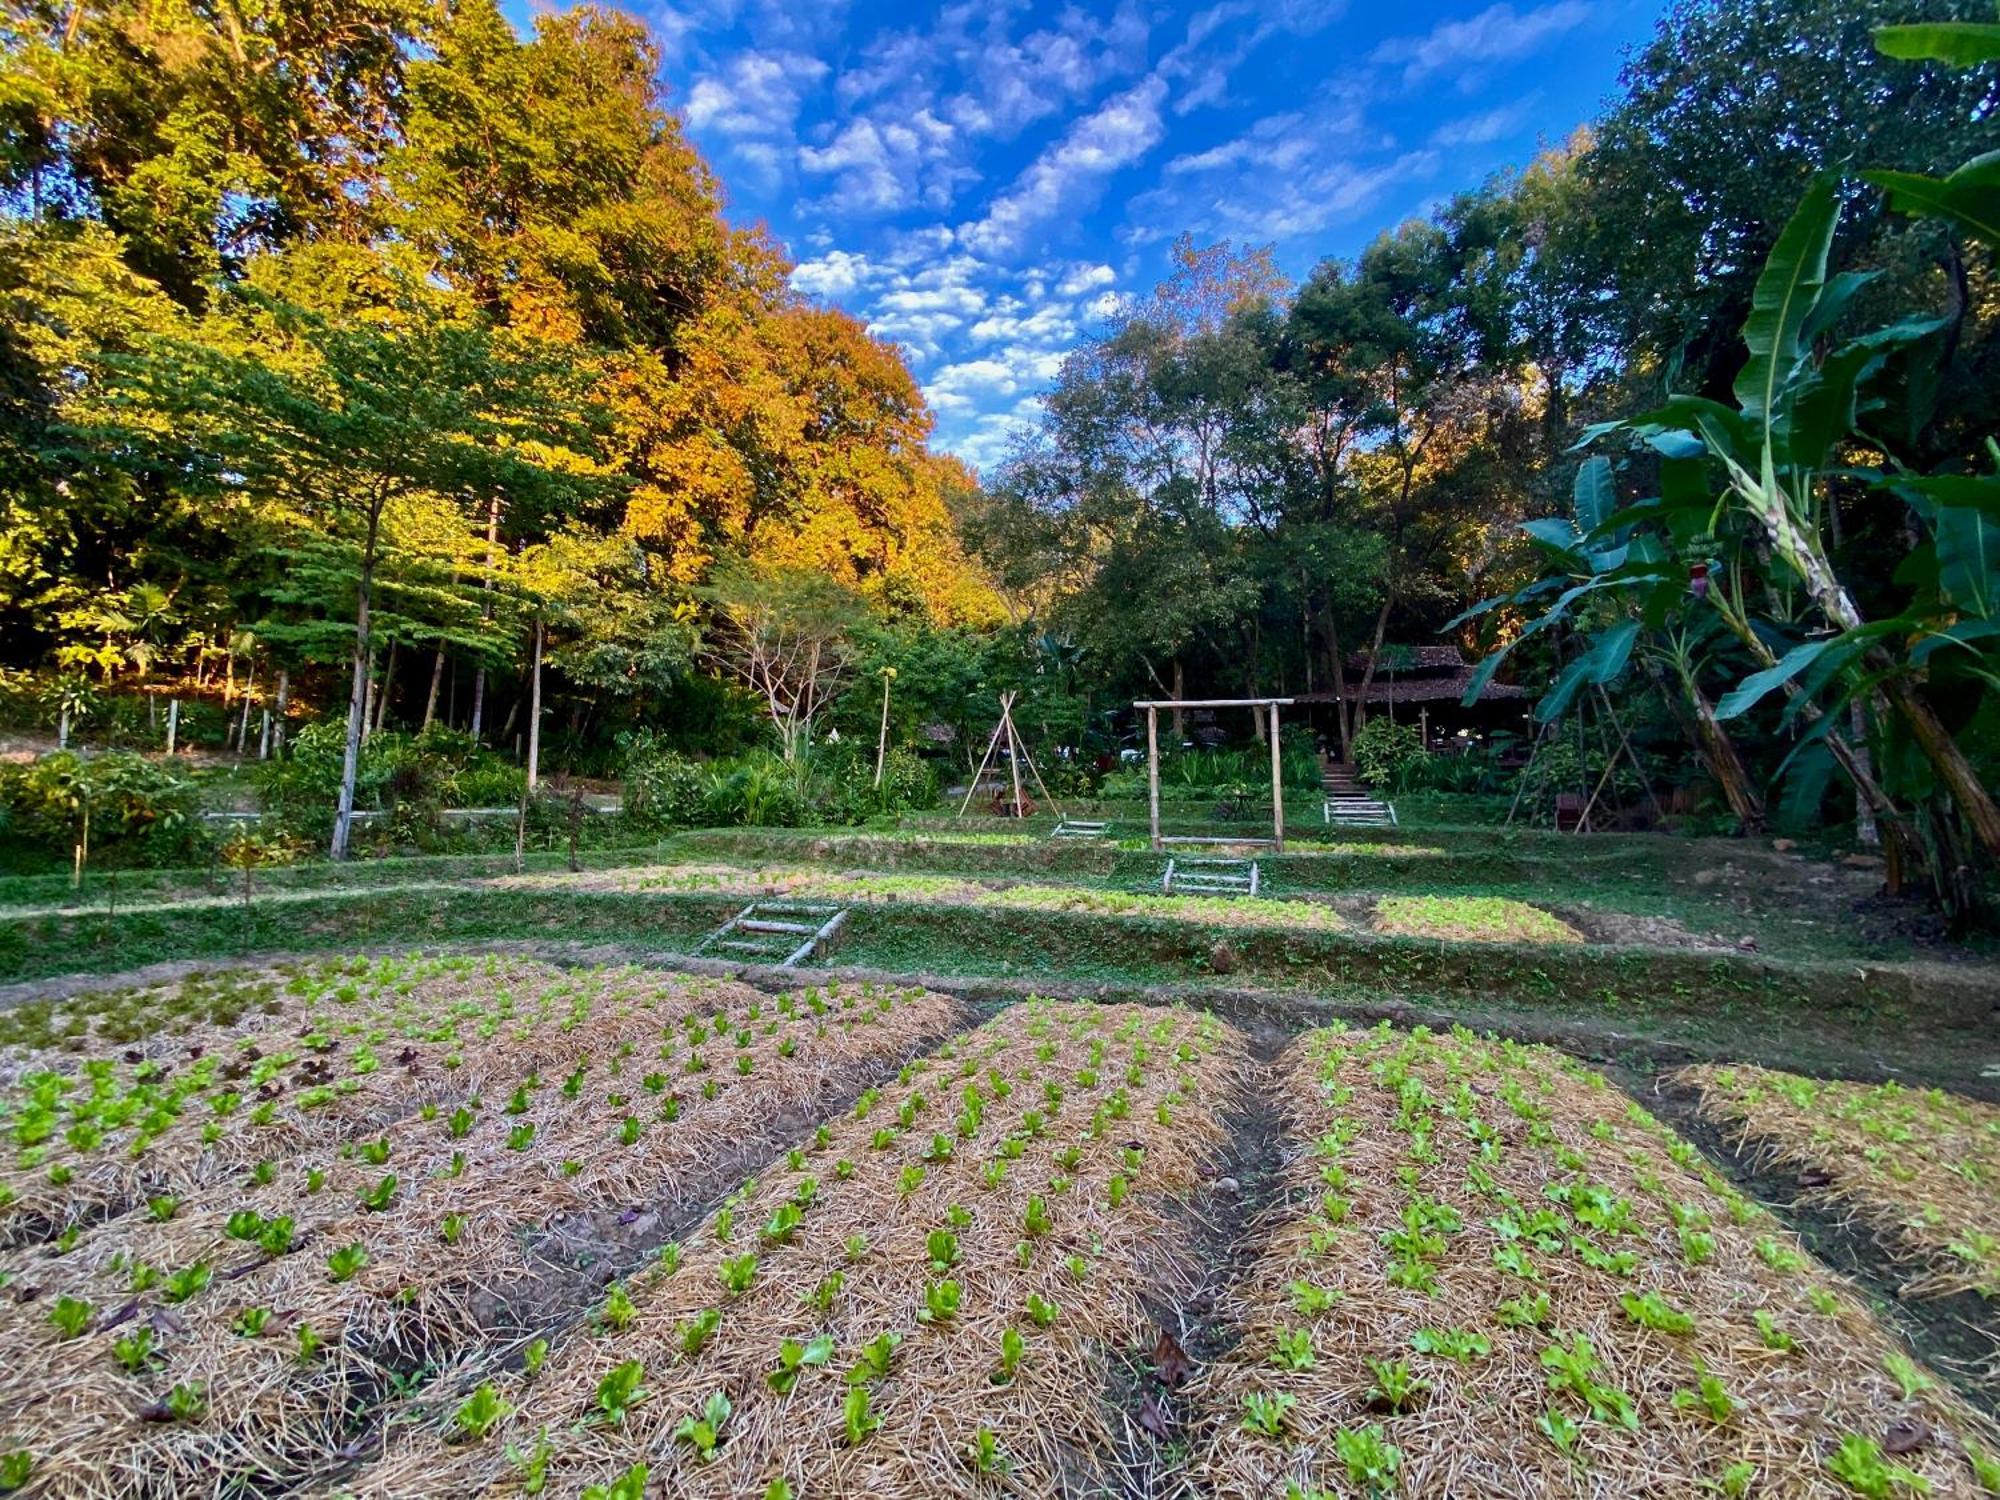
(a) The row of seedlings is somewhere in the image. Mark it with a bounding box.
[353,998,1248,1498]
[1679,1063,2000,1301]
[0,955,684,1244]
[1187,1023,2000,1499]
[0,960,960,1497]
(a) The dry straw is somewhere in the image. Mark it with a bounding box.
[355,998,1249,1499]
[1678,1062,2000,1301]
[0,958,960,1497]
[1185,1025,2000,1499]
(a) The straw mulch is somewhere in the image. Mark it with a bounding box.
[1,955,708,1245]
[352,999,1249,1499]
[1678,1063,2000,1301]
[0,962,960,1498]
[1371,895,1584,945]
[1184,1024,2000,1499]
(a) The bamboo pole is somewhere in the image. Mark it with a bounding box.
[1269,701,1284,852]
[957,715,1006,819]
[1147,704,1161,851]
[1003,692,1026,819]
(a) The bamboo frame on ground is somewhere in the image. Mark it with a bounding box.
[1132,697,1293,852]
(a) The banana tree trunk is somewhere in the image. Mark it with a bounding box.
[1762,500,2000,860]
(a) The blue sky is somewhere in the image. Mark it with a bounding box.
[529,0,1666,470]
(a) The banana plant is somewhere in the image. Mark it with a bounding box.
[1579,173,2000,865]
[1868,7,2000,249]
[1451,457,1775,823]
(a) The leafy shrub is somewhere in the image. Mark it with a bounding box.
[0,751,208,867]
[255,722,522,844]
[703,753,805,828]
[1352,718,1427,789]
[622,742,709,831]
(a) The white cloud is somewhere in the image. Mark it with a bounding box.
[790,248,877,300]
[684,49,829,140]
[1056,263,1116,296]
[957,74,1170,259]
[799,110,967,213]
[1429,99,1538,148]
[1372,2,1590,86]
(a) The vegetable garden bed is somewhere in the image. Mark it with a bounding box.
[1184,1024,2000,1498]
[1678,1064,2000,1302]
[359,999,1247,1498]
[1371,895,1584,945]
[0,956,961,1496]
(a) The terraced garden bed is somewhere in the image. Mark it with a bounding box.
[1185,1025,2000,1498]
[1371,895,1584,945]
[0,957,960,1496]
[355,998,1247,1496]
[6,945,2000,1499]
[1679,1065,2000,1301]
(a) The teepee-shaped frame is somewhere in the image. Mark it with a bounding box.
[956,690,1064,821]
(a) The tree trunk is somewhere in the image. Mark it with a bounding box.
[1323,609,1352,761]
[1689,680,1765,832]
[1349,594,1394,741]
[235,661,256,757]
[1170,659,1184,742]
[526,617,544,793]
[373,638,398,736]
[331,511,382,861]
[1849,701,1879,848]
[1766,502,2000,859]
[470,666,487,740]
[166,698,179,756]
[271,669,288,756]
[361,644,379,747]
[423,647,445,733]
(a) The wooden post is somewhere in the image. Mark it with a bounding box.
[1269,701,1284,852]
[1003,692,1025,818]
[166,698,179,756]
[873,669,893,788]
[1146,704,1161,851]
[526,617,544,792]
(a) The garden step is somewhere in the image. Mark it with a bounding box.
[694,902,852,968]
[1161,857,1259,898]
[1050,820,1108,839]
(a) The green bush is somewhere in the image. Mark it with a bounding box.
[1352,718,1427,789]
[703,753,805,828]
[0,751,209,868]
[255,722,523,843]
[622,743,709,831]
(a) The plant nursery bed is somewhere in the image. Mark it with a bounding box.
[1676,1065,2000,1304]
[0,955,961,1496]
[1181,1024,2000,1499]
[355,998,1249,1498]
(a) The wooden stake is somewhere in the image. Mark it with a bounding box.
[1269,701,1284,852]
[1147,704,1161,851]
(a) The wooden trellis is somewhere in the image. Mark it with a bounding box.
[1132,697,1293,852]
[958,690,1063,821]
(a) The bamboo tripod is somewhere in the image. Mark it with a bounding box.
[956,691,1063,821]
